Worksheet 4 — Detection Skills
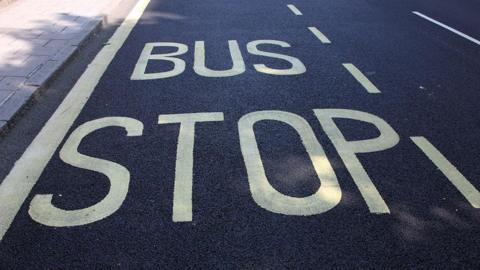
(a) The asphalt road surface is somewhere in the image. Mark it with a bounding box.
[1,0,480,268]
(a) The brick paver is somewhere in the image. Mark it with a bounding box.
[0,0,123,130]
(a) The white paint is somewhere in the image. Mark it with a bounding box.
[193,40,246,77]
[158,113,224,222]
[29,117,143,227]
[308,27,331,44]
[343,64,381,94]
[314,109,399,213]
[0,0,151,240]
[131,42,188,80]
[287,4,302,16]
[247,40,306,76]
[411,136,480,208]
[412,11,480,46]
[238,110,341,215]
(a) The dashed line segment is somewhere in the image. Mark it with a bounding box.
[342,63,381,94]
[308,27,331,44]
[287,4,302,16]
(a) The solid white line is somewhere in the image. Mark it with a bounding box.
[0,0,152,241]
[308,27,331,44]
[287,4,302,16]
[411,137,480,208]
[412,11,480,46]
[342,63,381,94]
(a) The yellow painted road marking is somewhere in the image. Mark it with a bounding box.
[158,113,224,222]
[287,4,302,16]
[29,117,144,227]
[308,27,331,44]
[314,109,399,214]
[0,0,152,241]
[411,136,480,208]
[131,42,188,80]
[247,40,306,75]
[194,40,246,77]
[413,11,480,46]
[342,63,381,94]
[238,110,341,215]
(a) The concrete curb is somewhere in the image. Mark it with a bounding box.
[0,0,138,135]
[24,19,104,87]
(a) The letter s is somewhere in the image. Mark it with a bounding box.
[29,117,143,227]
[247,40,306,75]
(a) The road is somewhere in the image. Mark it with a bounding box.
[1,0,480,268]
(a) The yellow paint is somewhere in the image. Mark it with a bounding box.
[29,117,143,227]
[131,42,188,80]
[411,136,480,208]
[247,40,306,75]
[193,40,245,77]
[158,113,224,222]
[238,110,341,215]
[314,109,399,213]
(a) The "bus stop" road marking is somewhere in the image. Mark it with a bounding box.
[411,136,480,208]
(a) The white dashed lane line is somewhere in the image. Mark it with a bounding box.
[287,4,302,16]
[308,27,331,44]
[342,64,381,94]
[413,11,480,46]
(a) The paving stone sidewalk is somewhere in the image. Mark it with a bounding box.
[0,0,124,131]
